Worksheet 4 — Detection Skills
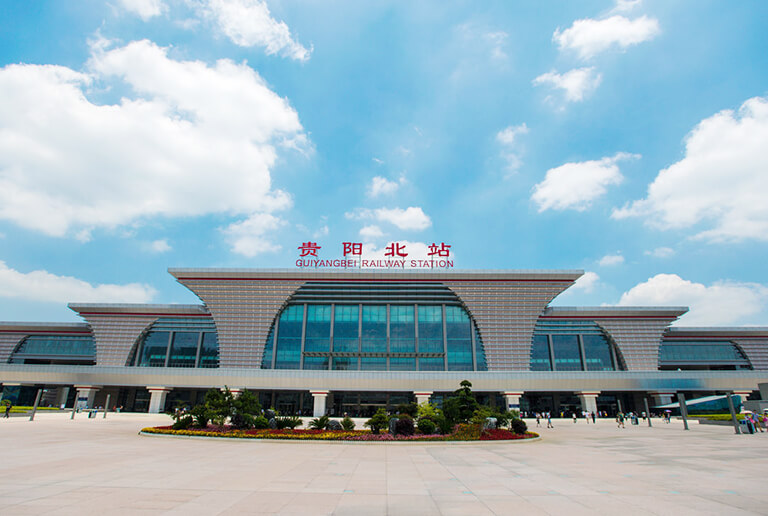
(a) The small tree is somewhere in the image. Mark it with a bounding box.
[443,380,480,426]
[365,408,390,434]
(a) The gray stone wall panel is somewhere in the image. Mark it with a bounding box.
[595,319,675,371]
[175,279,303,368]
[0,334,25,364]
[734,339,768,370]
[443,280,575,371]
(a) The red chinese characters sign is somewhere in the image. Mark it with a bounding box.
[295,242,454,269]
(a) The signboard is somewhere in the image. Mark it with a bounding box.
[295,241,454,269]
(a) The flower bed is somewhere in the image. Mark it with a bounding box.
[141,425,539,442]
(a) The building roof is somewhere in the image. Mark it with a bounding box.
[542,306,689,319]
[68,303,209,316]
[0,322,92,334]
[168,267,585,282]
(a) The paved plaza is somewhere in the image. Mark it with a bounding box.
[1,412,767,515]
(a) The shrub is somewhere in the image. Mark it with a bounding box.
[230,413,257,430]
[394,415,415,436]
[434,414,453,435]
[365,408,390,434]
[417,418,436,435]
[190,404,211,428]
[253,415,269,429]
[172,414,193,430]
[341,416,355,431]
[396,403,418,418]
[275,416,303,429]
[510,418,528,435]
[417,402,442,421]
[309,415,330,430]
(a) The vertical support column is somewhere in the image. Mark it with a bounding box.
[503,391,523,412]
[414,391,433,406]
[733,391,753,410]
[644,398,652,427]
[56,386,70,408]
[73,386,99,410]
[227,388,243,398]
[678,392,689,431]
[147,387,171,414]
[29,388,43,421]
[650,392,674,408]
[311,390,329,417]
[103,394,111,419]
[725,391,741,435]
[577,391,600,415]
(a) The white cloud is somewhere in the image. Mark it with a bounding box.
[496,124,529,146]
[368,176,406,197]
[572,271,600,293]
[119,0,166,20]
[645,247,675,258]
[610,0,643,14]
[359,225,384,241]
[347,207,432,231]
[599,253,624,266]
[0,261,156,304]
[613,96,768,242]
[533,67,602,103]
[148,239,171,253]
[532,152,638,212]
[222,213,285,257]
[554,15,660,60]
[496,123,529,174]
[192,0,311,61]
[618,273,768,326]
[0,39,305,239]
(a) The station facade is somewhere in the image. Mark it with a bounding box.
[1,268,767,416]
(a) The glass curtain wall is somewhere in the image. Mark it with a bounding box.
[530,320,620,371]
[134,317,218,368]
[264,302,487,371]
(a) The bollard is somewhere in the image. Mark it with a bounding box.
[644,398,652,427]
[678,392,689,430]
[103,394,111,419]
[725,391,741,435]
[29,388,43,421]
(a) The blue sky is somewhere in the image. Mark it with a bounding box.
[0,0,767,326]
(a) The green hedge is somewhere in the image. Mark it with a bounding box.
[688,413,745,421]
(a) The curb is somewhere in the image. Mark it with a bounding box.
[138,431,541,445]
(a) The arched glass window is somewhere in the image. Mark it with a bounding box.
[659,340,751,370]
[530,319,623,371]
[132,317,218,368]
[10,335,95,365]
[262,282,487,371]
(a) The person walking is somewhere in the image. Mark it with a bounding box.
[573,413,577,424]
[591,411,596,424]
[546,412,554,429]
[536,413,541,427]
[3,401,12,418]
[617,412,625,429]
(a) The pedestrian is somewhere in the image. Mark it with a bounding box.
[573,413,577,424]
[547,412,554,428]
[592,411,596,424]
[584,411,590,424]
[3,401,11,418]
[617,412,625,428]
[536,413,541,427]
